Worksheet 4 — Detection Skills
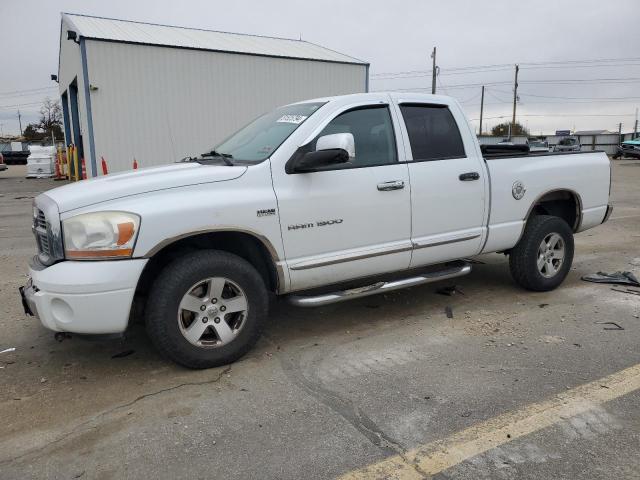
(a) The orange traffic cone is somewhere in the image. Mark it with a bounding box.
[81,158,87,180]
[101,156,108,175]
[133,158,138,170]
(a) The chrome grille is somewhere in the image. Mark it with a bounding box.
[35,209,46,228]
[33,208,50,258]
[32,198,63,266]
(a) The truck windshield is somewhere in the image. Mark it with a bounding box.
[206,102,326,163]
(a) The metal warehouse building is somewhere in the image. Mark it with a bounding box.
[57,13,369,177]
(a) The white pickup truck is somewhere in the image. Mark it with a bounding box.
[21,92,612,368]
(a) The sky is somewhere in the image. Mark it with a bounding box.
[1,0,639,136]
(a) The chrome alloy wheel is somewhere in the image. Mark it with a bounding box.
[177,277,248,348]
[537,233,565,278]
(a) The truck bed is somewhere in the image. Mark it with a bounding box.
[480,149,611,254]
[481,143,604,159]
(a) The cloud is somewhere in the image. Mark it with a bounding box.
[1,0,638,135]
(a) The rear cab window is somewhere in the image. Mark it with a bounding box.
[399,104,466,161]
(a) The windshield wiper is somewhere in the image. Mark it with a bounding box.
[201,150,234,166]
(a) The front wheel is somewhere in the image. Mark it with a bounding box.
[509,215,574,291]
[145,250,268,369]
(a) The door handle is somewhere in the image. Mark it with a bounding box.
[377,180,405,191]
[459,172,480,181]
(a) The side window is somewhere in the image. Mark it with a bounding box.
[400,104,466,161]
[315,106,397,167]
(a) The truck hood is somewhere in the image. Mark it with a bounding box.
[45,162,247,213]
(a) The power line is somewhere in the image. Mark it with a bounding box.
[372,63,640,80]
[0,100,45,110]
[519,77,640,85]
[491,88,640,101]
[469,113,637,121]
[374,76,640,92]
[370,56,640,78]
[0,86,56,97]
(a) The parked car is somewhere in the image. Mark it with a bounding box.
[20,92,612,368]
[554,136,581,152]
[612,139,640,159]
[528,140,550,153]
[0,152,6,172]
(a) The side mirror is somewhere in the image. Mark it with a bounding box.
[316,133,355,158]
[286,133,355,174]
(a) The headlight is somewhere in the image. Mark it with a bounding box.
[63,211,140,260]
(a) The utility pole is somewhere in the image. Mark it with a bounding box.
[635,108,638,139]
[511,64,519,139]
[618,122,623,145]
[479,85,485,135]
[431,47,437,95]
[17,110,22,136]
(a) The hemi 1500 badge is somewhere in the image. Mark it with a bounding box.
[288,219,343,231]
[257,208,276,217]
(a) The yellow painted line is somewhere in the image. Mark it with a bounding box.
[339,363,640,479]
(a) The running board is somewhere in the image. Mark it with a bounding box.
[287,262,472,307]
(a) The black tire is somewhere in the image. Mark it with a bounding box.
[509,215,574,292]
[145,250,268,369]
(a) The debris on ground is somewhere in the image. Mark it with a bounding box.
[611,288,640,296]
[582,271,640,287]
[0,347,16,354]
[111,349,135,359]
[436,285,465,296]
[445,306,453,319]
[630,258,640,266]
[595,321,624,331]
[539,303,549,308]
[540,335,565,344]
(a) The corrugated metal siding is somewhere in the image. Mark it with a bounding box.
[64,13,366,65]
[86,40,366,175]
[546,134,622,155]
[58,22,91,160]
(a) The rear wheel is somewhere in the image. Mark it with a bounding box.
[145,250,268,369]
[509,215,574,291]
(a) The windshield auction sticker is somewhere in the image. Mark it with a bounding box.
[276,114,308,124]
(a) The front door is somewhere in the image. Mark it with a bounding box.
[273,104,412,292]
[395,102,487,267]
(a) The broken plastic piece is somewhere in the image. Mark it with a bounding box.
[0,347,16,354]
[445,306,453,319]
[581,271,640,287]
[595,321,624,331]
[111,349,135,359]
[436,285,461,296]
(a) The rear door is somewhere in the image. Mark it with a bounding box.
[272,101,412,292]
[391,98,488,267]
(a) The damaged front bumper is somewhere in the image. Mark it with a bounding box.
[19,278,37,317]
[19,258,148,334]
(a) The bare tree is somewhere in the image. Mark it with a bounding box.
[38,98,62,132]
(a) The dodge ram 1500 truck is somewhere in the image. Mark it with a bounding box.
[20,92,613,368]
